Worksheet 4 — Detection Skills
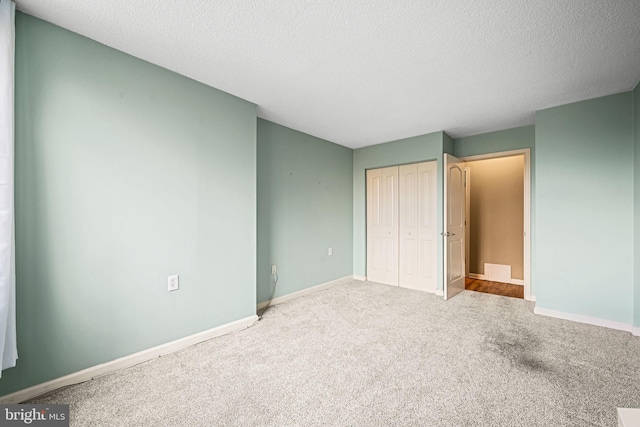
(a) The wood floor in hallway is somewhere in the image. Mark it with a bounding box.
[465,277,524,299]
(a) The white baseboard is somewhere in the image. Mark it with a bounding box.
[353,275,367,281]
[435,289,444,296]
[257,275,353,310]
[0,315,258,404]
[468,272,524,286]
[632,327,640,337]
[533,307,632,333]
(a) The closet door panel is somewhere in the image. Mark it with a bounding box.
[380,167,399,285]
[418,161,438,292]
[366,169,383,281]
[399,164,419,289]
[367,167,398,285]
[368,162,436,291]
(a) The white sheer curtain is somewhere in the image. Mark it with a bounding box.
[0,0,16,375]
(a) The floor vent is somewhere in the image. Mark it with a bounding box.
[484,263,511,283]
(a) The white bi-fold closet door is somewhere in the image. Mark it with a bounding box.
[366,161,438,292]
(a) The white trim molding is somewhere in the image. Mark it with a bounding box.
[353,275,367,281]
[534,307,632,333]
[0,315,259,404]
[257,275,353,310]
[435,289,444,297]
[632,327,640,337]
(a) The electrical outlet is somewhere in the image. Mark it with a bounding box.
[328,248,333,256]
[168,274,179,292]
[271,264,277,275]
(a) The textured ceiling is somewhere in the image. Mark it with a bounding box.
[15,0,640,148]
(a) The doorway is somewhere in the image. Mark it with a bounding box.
[444,149,532,301]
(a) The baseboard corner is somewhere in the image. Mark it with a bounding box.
[256,275,353,311]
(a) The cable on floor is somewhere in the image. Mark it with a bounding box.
[257,272,278,319]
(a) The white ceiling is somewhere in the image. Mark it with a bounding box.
[15,0,640,149]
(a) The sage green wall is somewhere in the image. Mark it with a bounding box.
[536,92,634,324]
[353,132,444,288]
[443,132,454,155]
[1,14,257,395]
[634,82,640,328]
[453,126,535,158]
[453,125,536,295]
[257,119,353,303]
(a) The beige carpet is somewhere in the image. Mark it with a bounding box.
[31,280,640,426]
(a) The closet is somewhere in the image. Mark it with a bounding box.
[366,161,437,292]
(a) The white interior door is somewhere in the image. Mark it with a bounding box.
[366,167,399,285]
[444,154,466,300]
[399,164,418,289]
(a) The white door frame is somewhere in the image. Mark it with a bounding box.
[460,148,533,301]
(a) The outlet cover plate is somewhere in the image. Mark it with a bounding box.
[168,274,179,292]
